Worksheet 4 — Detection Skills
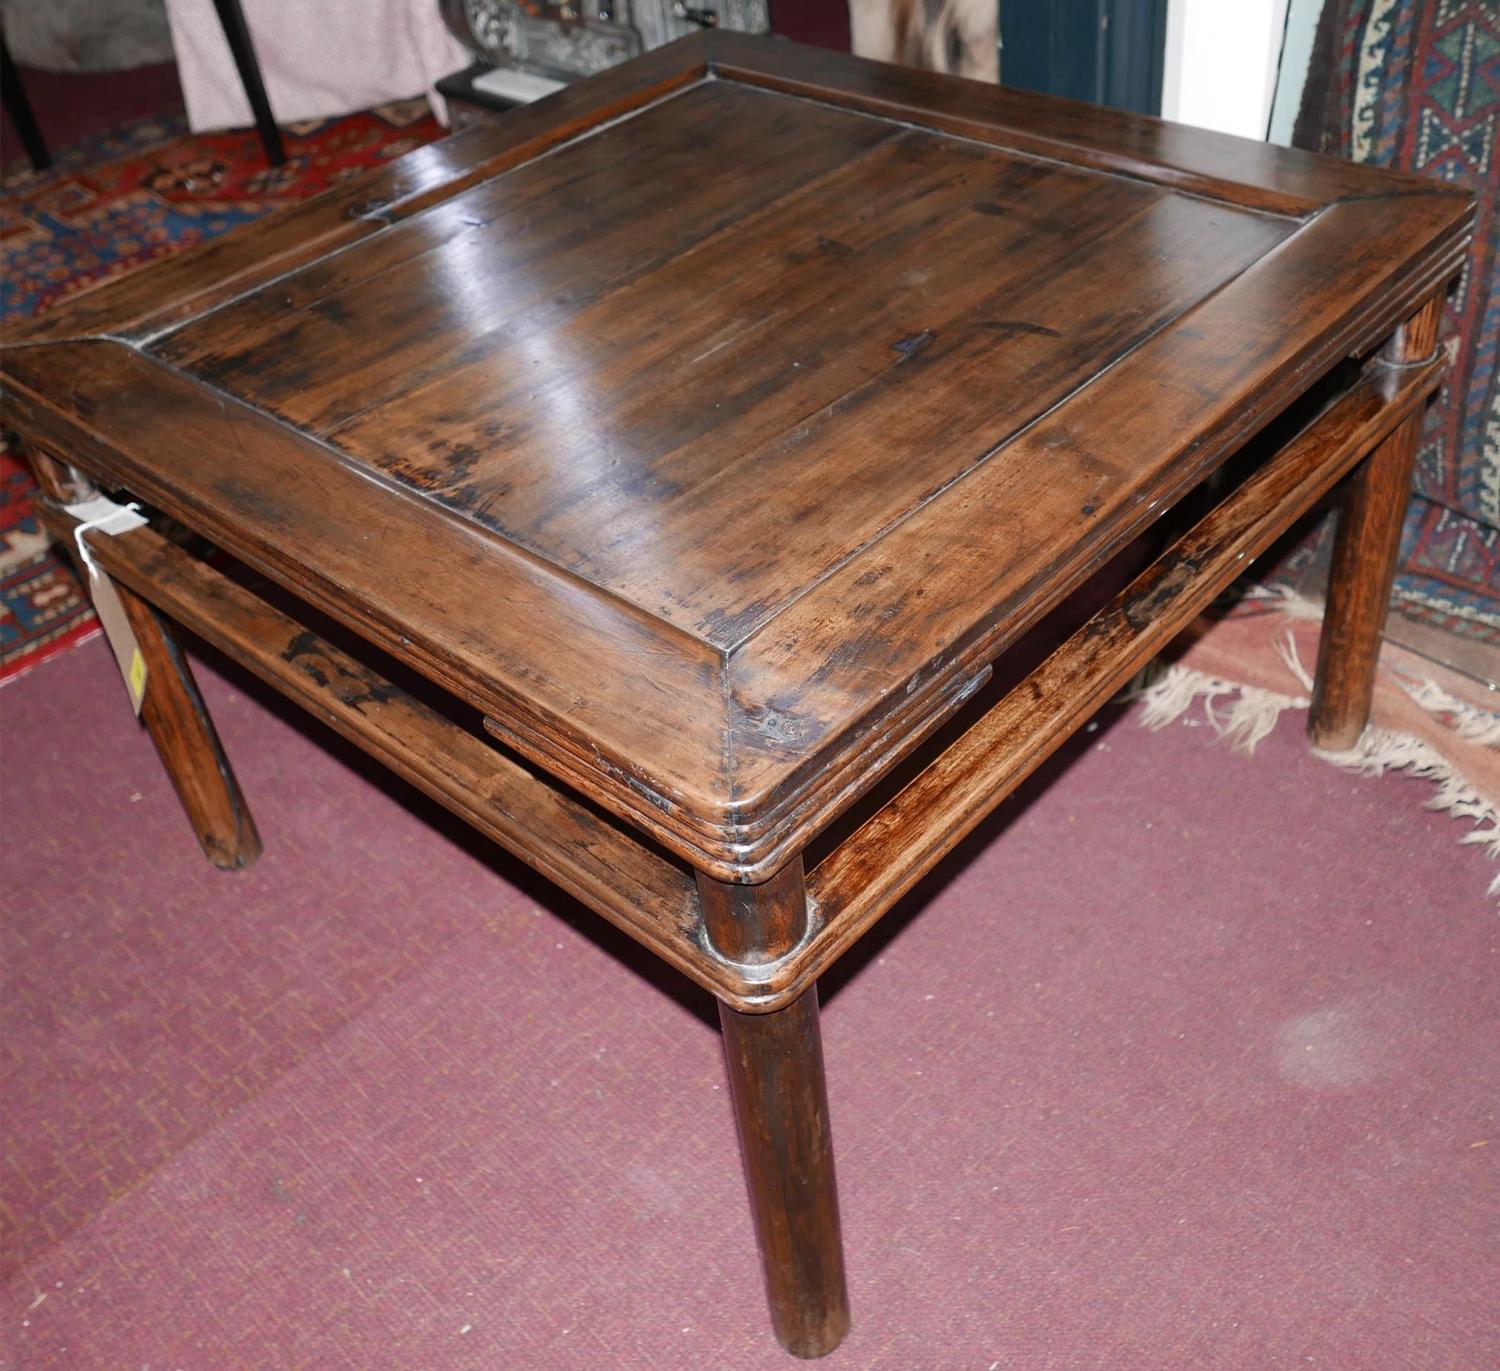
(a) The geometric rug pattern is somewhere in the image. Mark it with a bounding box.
[1297,0,1500,644]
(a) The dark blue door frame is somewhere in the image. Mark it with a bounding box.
[1001,0,1169,117]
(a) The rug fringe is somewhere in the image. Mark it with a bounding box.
[1206,681,1310,754]
[1312,725,1500,895]
[1130,662,1308,754]
[1400,677,1500,746]
[1239,584,1326,624]
[1128,608,1500,896]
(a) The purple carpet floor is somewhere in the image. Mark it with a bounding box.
[0,635,1494,1369]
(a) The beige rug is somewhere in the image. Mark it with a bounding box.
[1134,589,1500,893]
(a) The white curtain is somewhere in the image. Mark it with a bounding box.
[163,0,470,129]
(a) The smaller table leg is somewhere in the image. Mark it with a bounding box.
[1309,295,1442,750]
[700,863,849,1358]
[26,447,262,870]
[720,989,849,1359]
[118,585,263,871]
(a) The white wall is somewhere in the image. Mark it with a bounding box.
[1161,0,1290,139]
[1267,0,1324,145]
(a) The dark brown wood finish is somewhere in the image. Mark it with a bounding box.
[23,336,1445,1013]
[700,862,847,1356]
[1,36,1471,881]
[1308,297,1445,749]
[30,503,725,995]
[118,585,263,870]
[804,345,1447,985]
[720,986,848,1359]
[0,35,1474,1358]
[7,37,712,347]
[704,29,1445,213]
[698,857,810,966]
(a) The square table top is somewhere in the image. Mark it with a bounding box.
[2,33,1471,877]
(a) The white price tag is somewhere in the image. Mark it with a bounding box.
[63,496,150,715]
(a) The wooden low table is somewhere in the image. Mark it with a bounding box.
[2,35,1472,1358]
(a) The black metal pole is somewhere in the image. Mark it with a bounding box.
[1,34,51,171]
[209,0,286,166]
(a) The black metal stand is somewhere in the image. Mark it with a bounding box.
[1,34,50,170]
[210,0,285,166]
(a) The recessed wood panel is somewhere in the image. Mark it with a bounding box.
[156,80,1292,649]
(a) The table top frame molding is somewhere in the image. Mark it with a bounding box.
[1,33,1473,886]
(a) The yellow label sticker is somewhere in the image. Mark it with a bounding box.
[128,647,148,708]
[86,566,148,716]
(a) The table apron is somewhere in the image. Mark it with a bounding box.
[792,350,1445,1009]
[33,346,1441,1013]
[31,503,775,1003]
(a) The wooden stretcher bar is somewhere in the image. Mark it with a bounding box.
[39,347,1443,1013]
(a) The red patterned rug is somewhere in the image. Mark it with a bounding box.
[0,101,446,682]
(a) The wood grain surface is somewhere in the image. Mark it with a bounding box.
[720,986,848,1357]
[26,504,766,999]
[1,34,1473,880]
[1308,296,1446,748]
[28,333,1447,1013]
